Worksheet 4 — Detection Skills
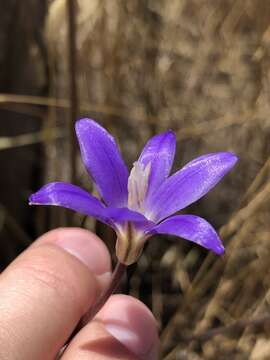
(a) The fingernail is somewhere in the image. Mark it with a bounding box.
[54,229,111,283]
[105,324,158,360]
[98,295,159,359]
[104,323,158,359]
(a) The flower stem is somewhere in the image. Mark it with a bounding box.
[80,261,127,326]
[59,261,127,357]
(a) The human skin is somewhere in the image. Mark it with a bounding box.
[0,228,159,359]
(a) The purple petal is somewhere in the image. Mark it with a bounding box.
[106,207,154,231]
[76,119,129,207]
[145,152,238,222]
[29,182,110,224]
[150,214,224,254]
[138,130,176,195]
[29,182,154,232]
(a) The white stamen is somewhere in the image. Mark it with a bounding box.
[128,161,151,213]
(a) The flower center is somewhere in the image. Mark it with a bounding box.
[115,222,149,265]
[128,161,151,213]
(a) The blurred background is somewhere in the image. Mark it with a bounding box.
[1,0,270,358]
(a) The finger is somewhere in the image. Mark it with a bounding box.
[61,295,159,360]
[0,228,111,360]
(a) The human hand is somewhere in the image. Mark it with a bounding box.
[0,228,159,359]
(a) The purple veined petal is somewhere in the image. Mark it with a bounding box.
[76,118,129,207]
[105,206,154,231]
[29,182,110,225]
[149,214,224,254]
[145,152,238,222]
[138,130,176,196]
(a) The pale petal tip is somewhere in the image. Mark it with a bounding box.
[145,129,176,145]
[216,151,238,174]
[164,129,176,140]
[75,118,112,143]
[224,152,238,167]
[229,151,238,162]
[28,192,39,205]
[214,243,225,255]
[75,118,96,131]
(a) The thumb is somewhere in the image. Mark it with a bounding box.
[61,295,159,360]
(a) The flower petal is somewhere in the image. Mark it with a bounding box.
[106,207,148,223]
[29,182,110,224]
[138,130,176,195]
[146,152,238,222]
[150,214,224,254]
[106,207,154,231]
[76,118,129,207]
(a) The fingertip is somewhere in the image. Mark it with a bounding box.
[97,295,159,359]
[33,227,112,278]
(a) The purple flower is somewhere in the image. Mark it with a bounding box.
[29,119,238,265]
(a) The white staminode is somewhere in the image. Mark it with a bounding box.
[128,161,151,213]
